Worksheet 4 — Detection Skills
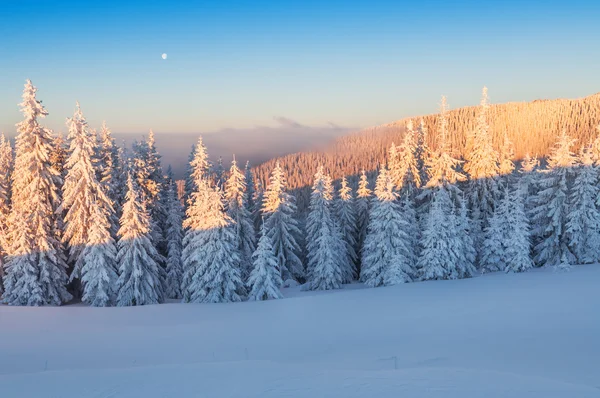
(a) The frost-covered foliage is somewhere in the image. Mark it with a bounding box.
[566,147,600,264]
[415,118,430,188]
[531,130,577,267]
[457,195,477,275]
[164,175,184,299]
[214,156,226,188]
[80,204,118,307]
[244,161,256,216]
[116,174,164,306]
[248,222,283,300]
[0,134,12,295]
[333,176,358,281]
[361,167,414,286]
[2,80,71,306]
[97,122,121,236]
[225,158,256,282]
[305,167,344,291]
[418,186,471,281]
[464,87,500,253]
[481,185,511,273]
[262,162,303,282]
[61,103,114,283]
[498,132,516,177]
[182,181,244,303]
[389,120,421,194]
[355,169,371,268]
[184,137,210,206]
[425,97,466,189]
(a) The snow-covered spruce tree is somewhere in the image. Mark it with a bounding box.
[49,133,67,177]
[417,186,464,281]
[531,130,577,267]
[333,176,358,282]
[456,195,477,277]
[164,176,184,299]
[116,174,164,306]
[566,147,600,264]
[0,134,12,296]
[480,185,511,273]
[393,120,421,194]
[61,102,115,286]
[248,221,283,301]
[262,162,304,282]
[355,169,372,269]
[214,156,226,188]
[463,87,500,255]
[505,184,534,273]
[184,137,210,206]
[387,143,400,189]
[423,96,466,193]
[415,118,430,189]
[305,167,345,291]
[182,180,244,303]
[252,178,265,231]
[80,202,118,307]
[361,167,414,286]
[244,161,257,217]
[2,80,71,306]
[225,157,256,282]
[97,121,121,236]
[498,131,515,178]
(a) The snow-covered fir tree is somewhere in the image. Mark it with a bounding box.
[164,175,184,299]
[498,131,515,177]
[49,133,67,177]
[247,221,284,301]
[361,167,414,286]
[566,147,600,264]
[61,102,115,286]
[531,130,577,267]
[415,118,430,188]
[214,156,226,188]
[305,167,344,291]
[116,174,164,306]
[457,195,477,276]
[224,157,256,282]
[252,178,265,231]
[393,120,421,194]
[505,184,534,273]
[480,185,511,273]
[185,137,210,205]
[182,180,244,303]
[262,162,304,282]
[417,186,468,281]
[333,176,358,282]
[355,169,371,267]
[424,96,466,190]
[97,121,121,236]
[2,80,71,306]
[464,87,500,256]
[0,134,12,295]
[244,161,256,216]
[80,202,118,307]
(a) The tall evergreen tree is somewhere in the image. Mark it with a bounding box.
[355,169,371,268]
[305,167,344,291]
[80,202,118,307]
[505,184,535,273]
[225,157,256,282]
[498,131,516,177]
[480,185,511,273]
[3,80,71,306]
[244,161,256,216]
[361,167,414,286]
[0,134,12,296]
[394,120,421,194]
[248,221,283,301]
[262,162,304,282]
[566,147,600,264]
[531,130,577,267]
[116,174,164,306]
[97,122,121,236]
[415,118,430,188]
[164,175,184,299]
[61,103,114,285]
[182,181,244,303]
[417,186,466,281]
[214,156,226,188]
[333,176,358,282]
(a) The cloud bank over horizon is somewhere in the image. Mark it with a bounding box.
[113,117,356,178]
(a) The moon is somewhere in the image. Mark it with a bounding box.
[162,53,167,60]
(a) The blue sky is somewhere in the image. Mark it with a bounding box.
[1,0,599,135]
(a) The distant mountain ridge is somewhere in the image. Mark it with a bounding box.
[254,92,600,211]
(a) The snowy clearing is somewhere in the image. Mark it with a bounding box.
[1,265,599,397]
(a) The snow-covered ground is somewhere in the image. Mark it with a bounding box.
[1,266,599,397]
